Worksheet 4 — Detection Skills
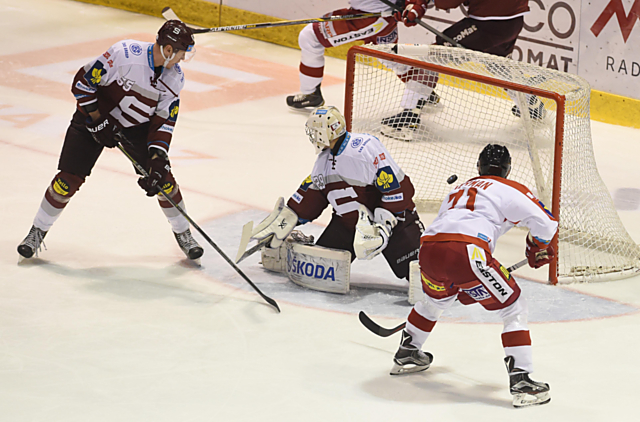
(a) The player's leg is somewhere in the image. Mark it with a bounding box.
[315,214,356,262]
[122,126,203,261]
[464,247,550,407]
[287,9,397,110]
[391,241,464,375]
[381,209,423,280]
[18,111,101,258]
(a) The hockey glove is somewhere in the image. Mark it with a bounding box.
[525,233,556,269]
[354,205,394,260]
[137,147,171,197]
[86,114,123,148]
[394,0,428,27]
[251,197,299,249]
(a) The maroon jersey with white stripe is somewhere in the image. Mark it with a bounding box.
[287,132,416,230]
[435,0,529,20]
[71,40,184,152]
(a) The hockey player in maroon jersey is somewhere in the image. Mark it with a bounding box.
[390,144,556,408]
[17,20,204,262]
[286,0,435,110]
[382,0,545,137]
[250,106,424,285]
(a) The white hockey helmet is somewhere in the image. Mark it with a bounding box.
[305,106,347,154]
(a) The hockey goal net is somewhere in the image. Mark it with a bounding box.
[344,44,640,284]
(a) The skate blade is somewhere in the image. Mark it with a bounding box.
[512,391,551,408]
[389,362,430,376]
[380,127,415,142]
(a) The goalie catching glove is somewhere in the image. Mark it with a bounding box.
[354,204,398,260]
[251,197,299,249]
[525,232,556,269]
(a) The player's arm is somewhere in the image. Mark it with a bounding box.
[503,188,558,268]
[395,0,429,27]
[286,175,329,225]
[71,44,123,147]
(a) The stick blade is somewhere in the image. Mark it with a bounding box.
[235,221,253,263]
[358,311,405,337]
[162,7,180,21]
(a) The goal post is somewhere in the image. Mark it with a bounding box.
[344,44,640,284]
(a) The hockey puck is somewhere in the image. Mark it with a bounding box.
[447,174,458,184]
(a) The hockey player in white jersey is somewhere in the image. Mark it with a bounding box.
[390,144,557,408]
[249,106,423,287]
[17,20,203,261]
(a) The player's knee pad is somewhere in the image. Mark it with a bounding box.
[414,295,454,321]
[299,25,325,66]
[157,172,182,207]
[46,171,85,206]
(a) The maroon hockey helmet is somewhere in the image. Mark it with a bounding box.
[157,20,195,52]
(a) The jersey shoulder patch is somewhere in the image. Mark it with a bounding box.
[375,166,400,192]
[299,175,314,192]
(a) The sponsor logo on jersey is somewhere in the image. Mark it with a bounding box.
[289,257,336,281]
[477,232,491,243]
[130,43,143,56]
[351,137,363,148]
[474,261,513,302]
[376,167,400,192]
[471,247,485,261]
[291,192,303,204]
[52,177,70,196]
[382,193,403,202]
[376,27,398,44]
[84,61,106,87]
[122,42,129,58]
[538,200,554,218]
[168,100,180,122]
[422,274,445,292]
[300,175,313,192]
[463,284,491,301]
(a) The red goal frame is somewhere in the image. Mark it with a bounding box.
[344,45,566,284]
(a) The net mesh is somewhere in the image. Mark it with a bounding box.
[347,44,640,283]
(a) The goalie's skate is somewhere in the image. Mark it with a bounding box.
[390,331,433,375]
[286,84,325,110]
[174,228,204,261]
[17,225,47,259]
[505,356,551,408]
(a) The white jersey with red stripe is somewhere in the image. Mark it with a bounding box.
[287,132,416,228]
[72,40,184,153]
[422,175,558,253]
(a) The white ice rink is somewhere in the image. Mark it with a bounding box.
[2,1,640,420]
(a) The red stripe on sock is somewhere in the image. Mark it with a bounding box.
[300,63,324,78]
[408,309,436,332]
[501,330,531,347]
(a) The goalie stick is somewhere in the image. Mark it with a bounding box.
[115,142,280,313]
[162,7,384,35]
[359,258,528,337]
[235,220,274,264]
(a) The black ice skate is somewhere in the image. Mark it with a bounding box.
[286,84,325,110]
[380,92,440,141]
[511,95,546,120]
[390,330,433,375]
[504,356,551,408]
[174,228,204,261]
[17,225,47,259]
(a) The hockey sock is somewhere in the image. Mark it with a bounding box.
[298,24,325,94]
[499,297,533,372]
[34,171,85,231]
[156,177,189,233]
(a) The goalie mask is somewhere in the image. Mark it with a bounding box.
[305,106,347,154]
[478,144,511,178]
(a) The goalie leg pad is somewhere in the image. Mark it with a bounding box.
[286,242,351,294]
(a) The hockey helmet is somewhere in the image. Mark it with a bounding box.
[477,144,511,178]
[305,106,347,154]
[157,20,195,52]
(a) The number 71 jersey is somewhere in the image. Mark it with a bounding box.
[286,132,416,228]
[422,175,558,253]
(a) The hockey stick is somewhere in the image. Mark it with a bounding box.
[236,236,273,264]
[376,0,464,48]
[162,7,383,35]
[116,142,280,313]
[359,258,529,337]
